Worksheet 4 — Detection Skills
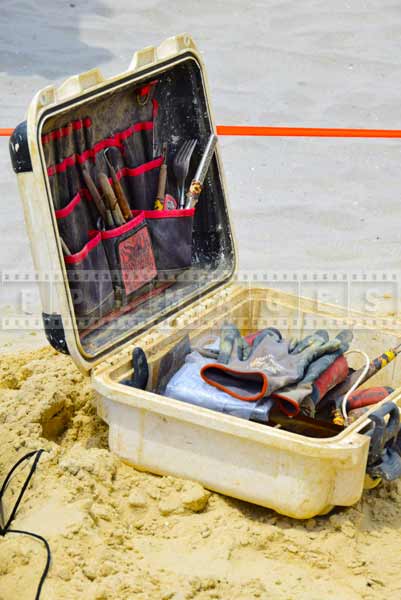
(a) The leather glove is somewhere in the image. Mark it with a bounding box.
[201,323,344,413]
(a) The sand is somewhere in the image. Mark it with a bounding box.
[1,347,401,600]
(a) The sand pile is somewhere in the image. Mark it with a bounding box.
[1,347,401,600]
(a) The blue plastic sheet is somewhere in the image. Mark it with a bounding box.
[164,352,273,422]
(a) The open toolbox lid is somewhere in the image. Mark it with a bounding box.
[10,34,237,373]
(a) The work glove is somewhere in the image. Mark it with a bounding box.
[200,323,345,414]
[164,351,273,422]
[272,330,352,416]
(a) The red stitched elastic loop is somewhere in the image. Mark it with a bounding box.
[64,231,101,264]
[55,192,82,219]
[42,118,92,145]
[101,211,146,239]
[47,121,154,176]
[143,208,195,219]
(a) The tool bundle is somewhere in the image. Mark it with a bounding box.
[166,324,401,428]
[125,323,353,425]
[42,78,217,327]
[122,321,401,482]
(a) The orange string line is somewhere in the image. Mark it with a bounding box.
[3,125,401,138]
[215,125,401,138]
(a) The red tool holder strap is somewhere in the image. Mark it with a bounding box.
[3,125,401,138]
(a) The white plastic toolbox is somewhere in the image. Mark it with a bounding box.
[10,34,401,519]
[93,285,401,518]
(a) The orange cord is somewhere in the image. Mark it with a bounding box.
[3,125,401,138]
[216,125,401,138]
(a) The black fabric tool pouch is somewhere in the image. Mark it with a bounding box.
[44,117,94,209]
[64,231,115,327]
[111,84,161,210]
[115,157,163,211]
[44,86,160,214]
[139,208,195,274]
[55,190,94,254]
[101,211,157,305]
[119,83,158,165]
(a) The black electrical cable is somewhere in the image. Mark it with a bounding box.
[0,449,51,600]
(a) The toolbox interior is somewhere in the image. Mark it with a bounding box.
[40,57,235,358]
[108,288,401,439]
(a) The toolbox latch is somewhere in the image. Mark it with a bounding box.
[366,402,401,481]
[9,121,32,174]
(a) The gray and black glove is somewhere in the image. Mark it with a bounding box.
[201,323,345,415]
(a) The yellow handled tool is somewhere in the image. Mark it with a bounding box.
[154,143,168,210]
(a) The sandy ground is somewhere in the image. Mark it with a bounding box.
[2,347,401,600]
[2,2,401,599]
